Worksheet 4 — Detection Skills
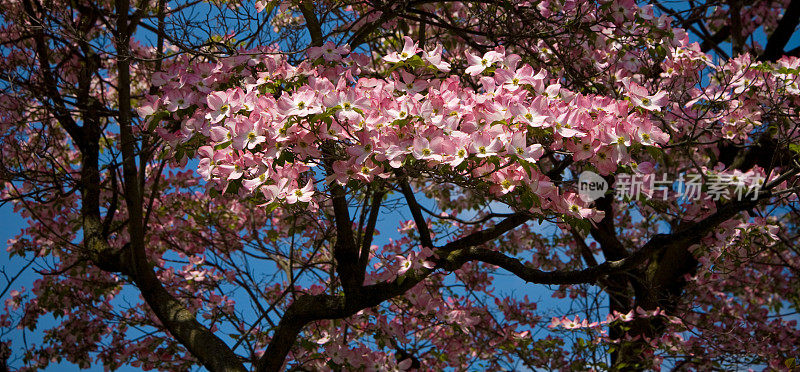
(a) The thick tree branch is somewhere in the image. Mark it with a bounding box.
[590,185,627,260]
[299,0,323,47]
[759,0,800,62]
[330,181,361,293]
[396,171,434,248]
[109,1,247,370]
[699,25,730,54]
[439,213,530,252]
[728,0,744,55]
[358,189,385,276]
[448,245,652,284]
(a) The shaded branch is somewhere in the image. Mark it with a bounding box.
[330,181,361,293]
[358,188,385,276]
[396,170,434,248]
[759,0,800,62]
[299,0,323,47]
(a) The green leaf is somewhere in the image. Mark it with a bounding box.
[565,216,591,234]
[518,159,533,178]
[224,179,242,195]
[644,145,665,160]
[785,358,796,368]
[214,141,231,150]
[520,191,534,210]
[406,55,425,69]
[174,148,185,162]
[275,150,295,166]
[147,111,170,131]
[264,203,279,214]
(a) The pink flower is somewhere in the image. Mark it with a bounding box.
[184,270,206,282]
[165,91,195,112]
[616,310,635,322]
[308,41,350,62]
[231,118,266,150]
[444,132,470,167]
[206,91,232,123]
[279,88,321,117]
[550,113,585,138]
[416,247,436,269]
[242,166,270,192]
[633,161,654,174]
[542,83,561,98]
[506,132,544,162]
[5,289,22,310]
[492,168,522,195]
[516,106,549,128]
[566,137,600,162]
[285,180,315,204]
[396,249,435,276]
[315,332,331,345]
[217,157,247,181]
[622,77,668,111]
[397,255,413,275]
[495,65,545,91]
[382,36,420,63]
[562,316,584,329]
[470,132,502,157]
[254,0,268,11]
[411,136,444,162]
[422,44,451,72]
[261,178,289,203]
[465,50,503,76]
[563,192,603,222]
[396,70,428,95]
[592,147,618,175]
[323,87,368,122]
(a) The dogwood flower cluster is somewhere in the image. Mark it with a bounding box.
[143,39,670,223]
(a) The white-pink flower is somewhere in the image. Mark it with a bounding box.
[397,255,413,275]
[285,180,315,204]
[465,50,503,76]
[383,36,421,63]
[278,88,321,117]
[622,77,668,111]
[506,132,544,162]
[470,132,502,157]
[422,44,451,71]
[308,41,350,62]
[206,91,232,123]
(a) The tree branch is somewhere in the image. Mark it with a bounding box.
[299,0,323,47]
[396,170,434,248]
[112,1,247,370]
[438,213,530,252]
[329,181,361,293]
[759,0,800,62]
[20,0,84,147]
[358,188,385,276]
